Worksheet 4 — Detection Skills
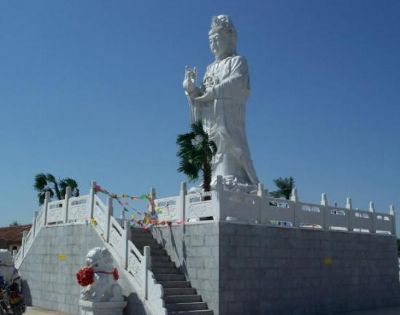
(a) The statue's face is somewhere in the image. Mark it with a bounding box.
[209,31,233,60]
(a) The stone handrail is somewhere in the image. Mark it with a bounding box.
[90,189,166,314]
[154,177,396,236]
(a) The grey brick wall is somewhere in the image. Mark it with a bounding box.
[18,224,104,314]
[154,222,400,315]
[18,224,148,315]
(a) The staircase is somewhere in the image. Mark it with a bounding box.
[131,228,213,315]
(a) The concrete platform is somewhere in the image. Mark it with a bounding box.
[25,306,68,314]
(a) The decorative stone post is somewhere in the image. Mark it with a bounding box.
[143,245,151,300]
[21,231,27,258]
[179,182,187,223]
[320,193,328,206]
[43,191,51,226]
[106,197,113,243]
[64,186,71,223]
[290,188,298,202]
[389,204,395,216]
[369,201,375,212]
[89,181,97,220]
[389,204,396,235]
[369,201,375,233]
[77,247,126,315]
[215,175,223,195]
[123,220,130,269]
[32,211,38,238]
[346,197,352,210]
[257,183,264,197]
[215,176,223,220]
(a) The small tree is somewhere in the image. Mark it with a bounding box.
[34,173,80,205]
[9,221,19,227]
[177,121,217,192]
[271,176,295,200]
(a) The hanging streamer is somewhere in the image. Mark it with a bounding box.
[95,183,186,228]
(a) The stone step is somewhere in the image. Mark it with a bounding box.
[152,260,176,268]
[152,267,180,274]
[168,310,213,315]
[159,280,191,288]
[131,236,155,244]
[166,302,208,311]
[131,227,151,234]
[155,274,186,281]
[152,255,171,263]
[164,287,197,296]
[131,228,154,235]
[130,231,155,239]
[164,295,202,304]
[133,242,162,250]
[138,247,166,256]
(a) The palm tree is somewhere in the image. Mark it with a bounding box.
[34,173,80,205]
[177,121,217,192]
[270,176,295,200]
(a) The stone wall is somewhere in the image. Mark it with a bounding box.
[18,224,103,314]
[18,224,148,315]
[153,222,400,315]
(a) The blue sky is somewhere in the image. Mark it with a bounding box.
[1,1,399,233]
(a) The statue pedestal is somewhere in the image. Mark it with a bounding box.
[79,300,127,315]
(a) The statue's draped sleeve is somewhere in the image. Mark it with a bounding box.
[210,56,250,101]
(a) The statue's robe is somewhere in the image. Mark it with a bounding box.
[190,55,258,186]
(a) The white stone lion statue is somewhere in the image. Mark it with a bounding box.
[0,249,15,283]
[79,247,124,302]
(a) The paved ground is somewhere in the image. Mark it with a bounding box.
[341,306,400,315]
[25,305,400,314]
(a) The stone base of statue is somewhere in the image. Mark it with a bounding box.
[79,300,127,315]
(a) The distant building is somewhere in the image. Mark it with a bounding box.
[0,225,32,253]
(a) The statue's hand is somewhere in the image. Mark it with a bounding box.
[183,66,197,94]
[195,89,214,103]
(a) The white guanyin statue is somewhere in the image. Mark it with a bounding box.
[183,15,259,188]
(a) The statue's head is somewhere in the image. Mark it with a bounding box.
[208,15,237,60]
[85,247,113,269]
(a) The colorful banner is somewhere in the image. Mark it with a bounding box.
[94,184,184,229]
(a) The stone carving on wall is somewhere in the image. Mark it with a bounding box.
[183,15,258,188]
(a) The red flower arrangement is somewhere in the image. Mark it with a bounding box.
[76,267,119,286]
[76,267,95,287]
[112,268,119,281]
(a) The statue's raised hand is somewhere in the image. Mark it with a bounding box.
[183,66,197,95]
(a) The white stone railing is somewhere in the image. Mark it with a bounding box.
[155,196,180,222]
[15,189,91,268]
[68,195,90,223]
[15,182,167,315]
[154,176,396,236]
